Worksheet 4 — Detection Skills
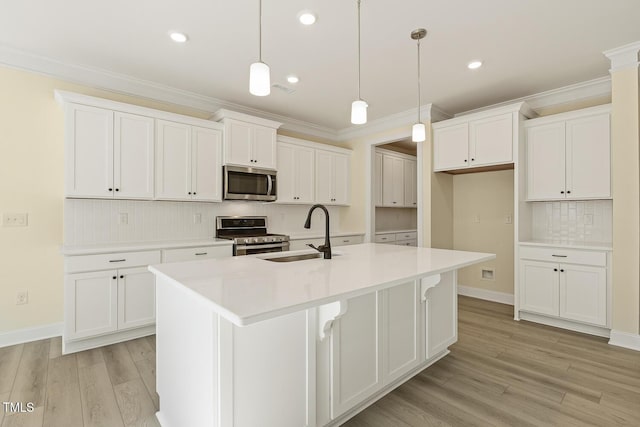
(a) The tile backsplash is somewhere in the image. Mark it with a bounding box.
[531,200,612,243]
[64,199,342,246]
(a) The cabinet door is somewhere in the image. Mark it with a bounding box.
[469,113,513,167]
[526,122,566,200]
[520,260,559,316]
[296,145,316,203]
[117,267,156,330]
[331,293,381,418]
[315,150,334,204]
[424,272,457,359]
[382,281,419,384]
[560,265,607,326]
[225,120,253,166]
[113,112,154,199]
[433,123,469,171]
[65,270,118,340]
[332,152,350,205]
[382,155,404,206]
[374,152,383,206]
[191,126,222,201]
[404,159,417,207]
[155,120,192,200]
[252,125,277,169]
[65,104,114,198]
[276,142,296,202]
[565,113,611,199]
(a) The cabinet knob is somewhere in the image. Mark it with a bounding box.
[464,159,468,163]
[193,192,196,195]
[115,188,119,192]
[567,191,571,194]
[188,192,192,195]
[119,275,124,279]
[560,269,565,273]
[112,276,117,280]
[560,191,565,194]
[554,268,558,272]
[471,158,475,161]
[108,188,113,192]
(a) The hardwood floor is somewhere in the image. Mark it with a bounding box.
[1,297,639,426]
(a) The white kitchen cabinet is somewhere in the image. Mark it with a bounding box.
[316,149,350,205]
[162,245,232,263]
[375,231,417,246]
[433,103,533,172]
[520,260,560,317]
[156,120,222,202]
[64,104,154,199]
[374,152,383,206]
[277,141,315,203]
[65,270,118,340]
[424,272,457,359]
[223,119,277,168]
[404,159,417,207]
[117,266,156,330]
[288,234,364,251]
[382,155,404,207]
[560,265,607,326]
[525,106,611,201]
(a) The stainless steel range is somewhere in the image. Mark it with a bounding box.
[216,216,290,256]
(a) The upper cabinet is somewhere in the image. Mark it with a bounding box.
[433,102,535,173]
[211,109,282,169]
[64,104,154,199]
[525,105,611,201]
[375,148,417,208]
[277,140,315,204]
[57,91,225,202]
[316,149,350,206]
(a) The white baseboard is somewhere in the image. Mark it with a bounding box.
[457,284,514,305]
[0,323,63,348]
[609,330,640,352]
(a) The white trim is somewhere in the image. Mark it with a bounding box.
[523,103,612,127]
[436,102,536,128]
[210,109,282,129]
[604,41,640,72]
[62,325,155,354]
[277,135,352,155]
[457,285,514,305]
[375,146,417,161]
[609,330,640,352]
[0,322,63,348]
[519,311,610,338]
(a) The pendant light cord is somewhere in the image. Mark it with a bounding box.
[259,0,263,62]
[357,0,361,100]
[417,37,421,123]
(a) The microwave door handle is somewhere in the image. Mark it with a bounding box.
[267,174,273,195]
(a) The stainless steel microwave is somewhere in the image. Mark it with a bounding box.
[223,165,277,201]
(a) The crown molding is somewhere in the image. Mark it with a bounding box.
[604,40,640,72]
[337,103,452,142]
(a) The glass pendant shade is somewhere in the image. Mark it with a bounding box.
[249,62,270,96]
[412,122,426,142]
[351,99,368,124]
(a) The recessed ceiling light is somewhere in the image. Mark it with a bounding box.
[467,60,483,70]
[298,11,317,25]
[169,32,188,43]
[287,75,299,84]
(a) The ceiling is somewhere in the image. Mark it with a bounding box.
[1,0,639,131]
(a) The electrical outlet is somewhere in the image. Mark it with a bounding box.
[3,213,28,227]
[505,214,513,224]
[118,213,128,225]
[193,213,202,224]
[472,214,480,223]
[16,291,28,305]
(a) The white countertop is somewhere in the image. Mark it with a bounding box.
[149,243,494,326]
[375,229,417,234]
[284,231,365,240]
[519,240,612,251]
[61,238,233,256]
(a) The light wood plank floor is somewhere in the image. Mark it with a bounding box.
[1,297,639,426]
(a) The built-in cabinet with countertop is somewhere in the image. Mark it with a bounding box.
[375,148,417,208]
[56,90,225,202]
[432,102,535,173]
[524,104,611,201]
[210,109,282,169]
[62,241,233,354]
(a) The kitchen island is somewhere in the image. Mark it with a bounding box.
[149,243,494,427]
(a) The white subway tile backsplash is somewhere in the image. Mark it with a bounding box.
[531,200,612,244]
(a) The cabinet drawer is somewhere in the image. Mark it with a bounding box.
[396,231,417,241]
[519,246,606,267]
[332,235,364,247]
[375,234,396,243]
[162,246,232,263]
[395,239,417,247]
[65,251,161,273]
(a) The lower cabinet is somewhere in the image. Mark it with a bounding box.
[117,267,156,330]
[288,234,364,251]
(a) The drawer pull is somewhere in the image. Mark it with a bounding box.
[343,240,349,243]
[195,252,208,256]
[551,255,567,258]
[109,259,126,263]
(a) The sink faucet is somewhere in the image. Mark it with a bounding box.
[304,204,332,259]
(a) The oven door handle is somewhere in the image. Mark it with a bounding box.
[266,174,273,196]
[235,242,287,250]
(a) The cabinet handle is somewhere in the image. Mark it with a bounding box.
[109,259,126,263]
[343,240,349,243]
[560,191,565,194]
[195,252,207,256]
[393,201,397,204]
[115,188,119,192]
[108,188,113,192]
[464,159,468,163]
[119,275,124,279]
[554,268,558,272]
[112,276,117,280]
[551,255,567,258]
[560,269,565,273]
[567,190,571,194]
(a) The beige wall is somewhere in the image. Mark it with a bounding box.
[453,170,515,294]
[0,66,222,334]
[611,67,640,335]
[430,171,453,249]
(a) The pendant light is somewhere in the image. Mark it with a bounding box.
[411,28,427,142]
[250,0,270,96]
[351,0,367,124]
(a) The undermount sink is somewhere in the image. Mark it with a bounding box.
[262,252,342,263]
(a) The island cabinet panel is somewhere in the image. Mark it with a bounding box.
[424,271,457,359]
[330,292,381,419]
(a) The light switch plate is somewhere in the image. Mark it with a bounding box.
[3,213,28,227]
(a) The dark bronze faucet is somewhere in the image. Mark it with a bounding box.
[304,204,331,259]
